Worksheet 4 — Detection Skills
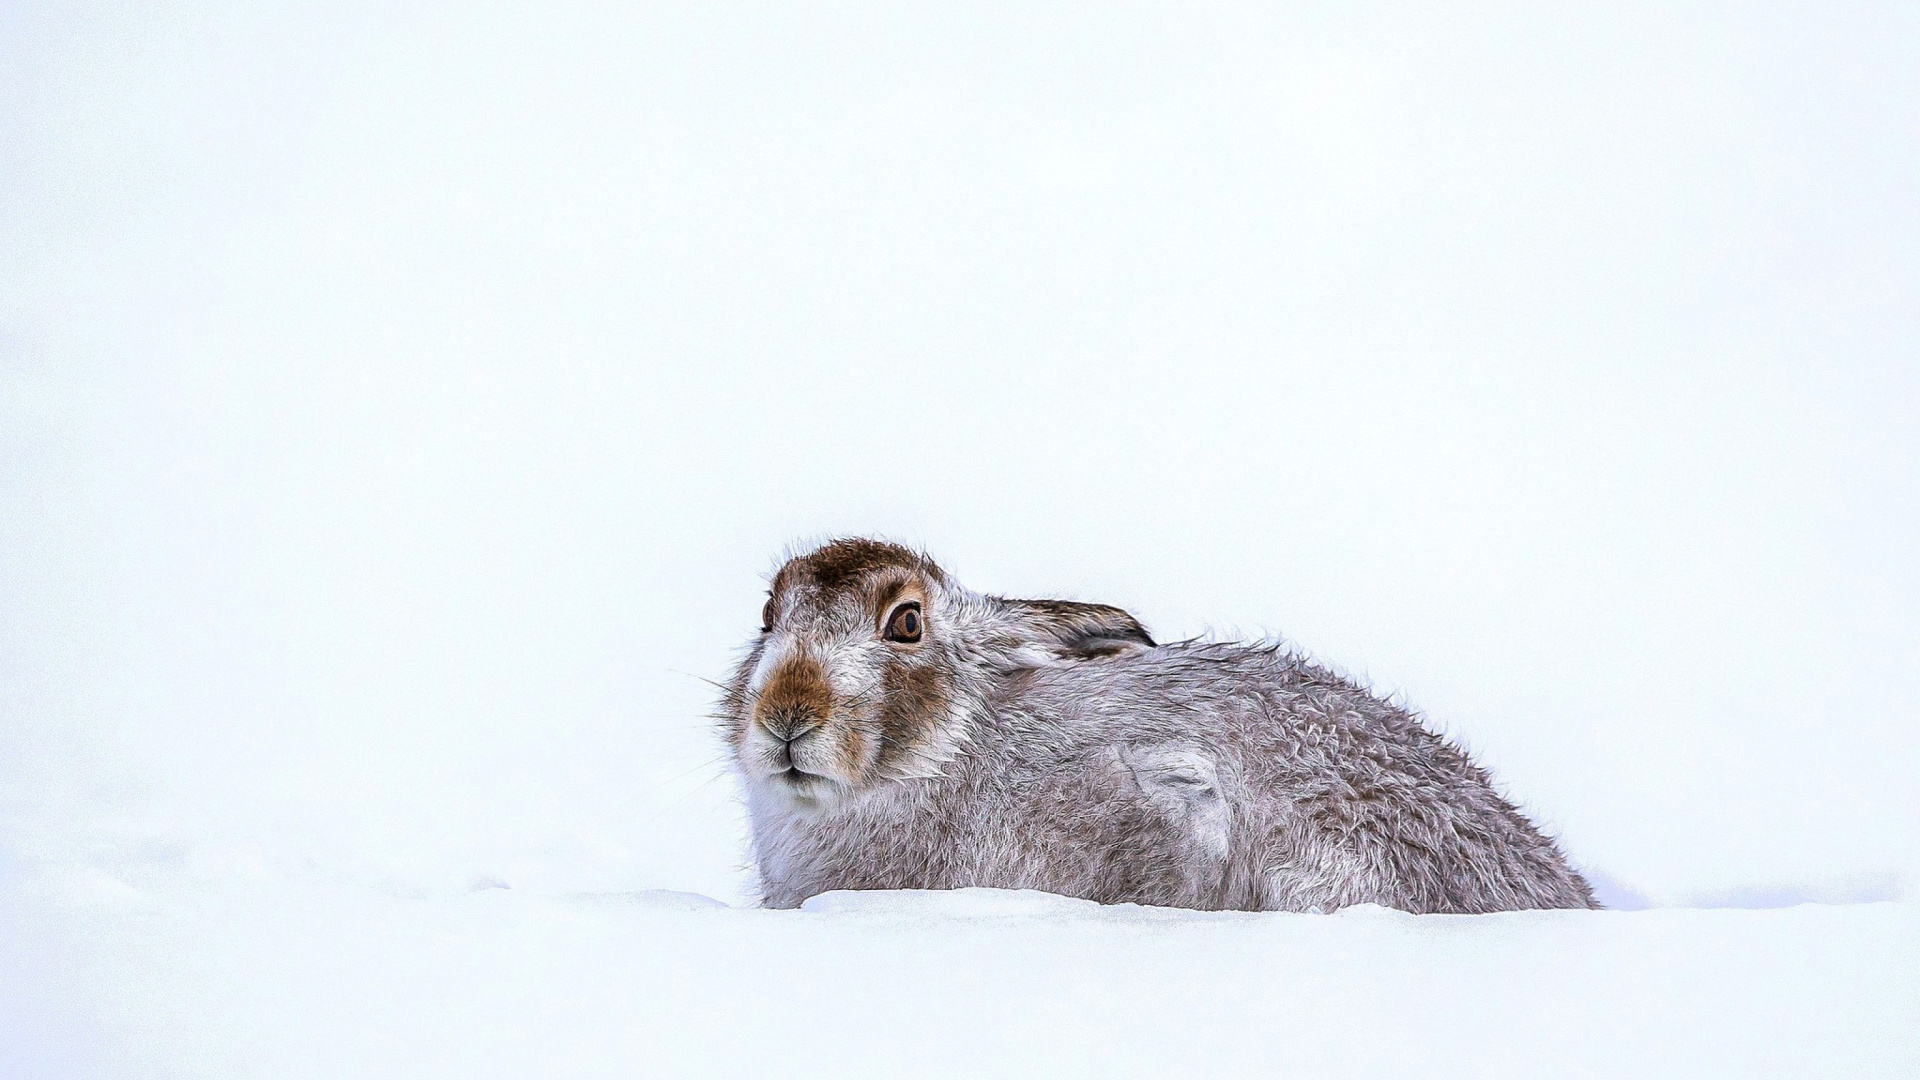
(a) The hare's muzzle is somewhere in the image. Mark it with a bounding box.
[753,653,833,745]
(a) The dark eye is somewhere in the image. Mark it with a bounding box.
[884,602,923,643]
[760,596,776,634]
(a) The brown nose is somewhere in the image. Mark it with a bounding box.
[755,654,833,740]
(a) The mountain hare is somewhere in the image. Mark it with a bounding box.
[721,539,1598,912]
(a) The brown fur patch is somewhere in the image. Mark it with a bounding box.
[756,653,833,737]
[877,661,949,763]
[777,539,939,595]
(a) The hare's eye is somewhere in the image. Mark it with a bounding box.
[760,597,776,634]
[884,602,923,643]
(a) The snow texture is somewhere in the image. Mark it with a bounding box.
[2,875,1915,1079]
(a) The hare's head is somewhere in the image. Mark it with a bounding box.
[722,539,1154,806]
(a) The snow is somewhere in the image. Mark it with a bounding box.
[5,0,1920,1075]
[4,873,1915,1079]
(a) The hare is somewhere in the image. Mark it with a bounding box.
[721,539,1598,913]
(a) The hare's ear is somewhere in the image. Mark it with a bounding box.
[1001,598,1155,661]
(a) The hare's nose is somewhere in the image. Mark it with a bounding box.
[754,654,834,739]
[758,710,822,743]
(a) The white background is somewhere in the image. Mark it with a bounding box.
[5,0,1918,914]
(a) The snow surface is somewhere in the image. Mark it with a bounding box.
[3,873,1915,1079]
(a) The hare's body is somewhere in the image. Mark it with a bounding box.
[726,540,1597,913]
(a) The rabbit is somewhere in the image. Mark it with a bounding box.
[720,538,1599,913]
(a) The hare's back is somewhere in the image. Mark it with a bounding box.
[1009,641,1507,813]
[1015,642,1428,749]
[1008,643,1598,912]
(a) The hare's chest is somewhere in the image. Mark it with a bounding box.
[756,785,968,897]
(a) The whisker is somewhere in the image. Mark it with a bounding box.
[655,752,735,789]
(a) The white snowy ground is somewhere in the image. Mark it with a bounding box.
[3,871,1915,1079]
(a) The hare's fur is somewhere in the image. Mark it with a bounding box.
[722,539,1597,913]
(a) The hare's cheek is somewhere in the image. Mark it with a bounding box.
[849,722,886,777]
[807,720,880,783]
[877,664,951,745]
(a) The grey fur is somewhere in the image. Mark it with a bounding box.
[722,539,1598,913]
